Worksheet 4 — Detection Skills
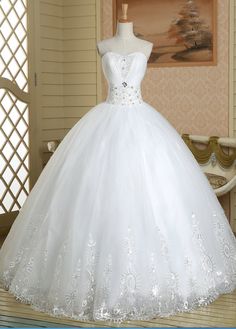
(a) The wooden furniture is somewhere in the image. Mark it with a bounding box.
[182,134,236,196]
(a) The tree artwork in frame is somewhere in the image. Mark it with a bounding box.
[113,0,217,67]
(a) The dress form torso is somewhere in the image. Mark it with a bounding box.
[97,22,153,60]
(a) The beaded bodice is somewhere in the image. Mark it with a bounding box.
[102,52,147,106]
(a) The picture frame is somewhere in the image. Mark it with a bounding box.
[113,0,217,67]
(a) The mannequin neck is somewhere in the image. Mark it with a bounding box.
[115,22,136,40]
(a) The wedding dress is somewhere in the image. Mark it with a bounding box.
[0,51,236,324]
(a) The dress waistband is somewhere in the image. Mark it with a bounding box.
[106,82,143,106]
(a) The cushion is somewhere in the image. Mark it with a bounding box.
[205,173,227,189]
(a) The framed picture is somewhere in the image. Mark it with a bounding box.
[113,0,217,67]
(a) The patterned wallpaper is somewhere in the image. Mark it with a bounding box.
[101,0,229,137]
[100,0,230,217]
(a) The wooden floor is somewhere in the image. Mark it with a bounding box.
[0,237,236,327]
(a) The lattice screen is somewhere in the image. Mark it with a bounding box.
[0,0,29,215]
[0,0,27,91]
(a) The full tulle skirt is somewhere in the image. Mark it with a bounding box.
[0,101,236,323]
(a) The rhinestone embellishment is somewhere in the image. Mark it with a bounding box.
[107,84,143,106]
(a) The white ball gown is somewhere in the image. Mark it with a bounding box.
[0,51,236,324]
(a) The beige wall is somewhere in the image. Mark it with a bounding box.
[101,0,230,218]
[229,0,236,231]
[101,0,229,136]
[36,0,101,168]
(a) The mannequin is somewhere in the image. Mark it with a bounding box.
[97,3,153,59]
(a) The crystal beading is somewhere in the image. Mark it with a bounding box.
[106,84,143,106]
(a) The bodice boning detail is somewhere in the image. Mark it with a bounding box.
[102,52,147,106]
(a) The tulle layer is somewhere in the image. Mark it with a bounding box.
[0,101,236,324]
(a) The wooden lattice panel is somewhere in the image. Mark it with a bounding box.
[0,0,28,92]
[0,0,29,215]
[0,89,29,214]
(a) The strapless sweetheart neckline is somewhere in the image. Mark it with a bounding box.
[101,50,148,106]
[101,51,148,62]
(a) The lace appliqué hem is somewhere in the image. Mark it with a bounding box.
[0,279,235,325]
[0,211,236,325]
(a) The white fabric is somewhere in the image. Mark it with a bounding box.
[0,52,236,324]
